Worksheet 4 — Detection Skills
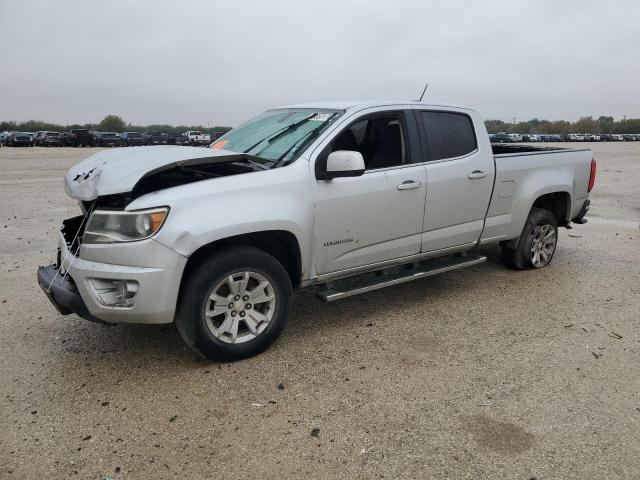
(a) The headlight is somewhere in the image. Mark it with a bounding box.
[83,207,169,244]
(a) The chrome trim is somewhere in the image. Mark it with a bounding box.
[423,148,480,165]
[318,254,487,302]
[314,242,476,283]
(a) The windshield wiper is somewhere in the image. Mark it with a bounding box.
[273,112,338,168]
[243,113,316,155]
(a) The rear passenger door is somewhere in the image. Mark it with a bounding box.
[415,109,495,252]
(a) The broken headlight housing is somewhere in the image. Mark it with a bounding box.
[83,207,169,244]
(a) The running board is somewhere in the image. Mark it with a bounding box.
[317,254,486,302]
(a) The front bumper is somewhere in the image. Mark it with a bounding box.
[37,265,105,323]
[38,233,187,324]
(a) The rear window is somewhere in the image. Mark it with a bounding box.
[420,111,477,161]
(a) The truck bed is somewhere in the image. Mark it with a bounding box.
[490,144,588,156]
[481,143,593,245]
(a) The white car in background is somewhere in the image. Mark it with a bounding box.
[507,133,522,142]
[185,131,211,146]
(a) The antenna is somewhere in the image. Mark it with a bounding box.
[418,82,429,102]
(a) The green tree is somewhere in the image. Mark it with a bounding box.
[597,116,615,134]
[98,115,126,132]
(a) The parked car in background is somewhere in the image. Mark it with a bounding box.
[144,132,169,145]
[167,132,190,145]
[610,134,624,141]
[523,134,540,142]
[64,129,95,147]
[622,134,638,141]
[33,131,47,144]
[121,132,146,146]
[209,131,226,142]
[94,132,123,147]
[0,131,11,145]
[39,132,63,147]
[491,133,514,143]
[185,130,211,146]
[566,134,585,142]
[547,135,563,142]
[507,133,523,142]
[6,132,34,146]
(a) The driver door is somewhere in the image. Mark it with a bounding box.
[313,110,427,275]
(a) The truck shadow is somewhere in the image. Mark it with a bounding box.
[48,244,506,374]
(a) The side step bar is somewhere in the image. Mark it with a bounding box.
[317,254,487,302]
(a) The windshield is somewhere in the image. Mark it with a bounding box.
[211,109,341,164]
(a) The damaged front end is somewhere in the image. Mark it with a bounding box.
[39,146,261,324]
[64,146,269,203]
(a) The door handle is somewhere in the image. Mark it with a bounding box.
[397,180,422,191]
[468,170,487,179]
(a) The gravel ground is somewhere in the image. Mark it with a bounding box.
[1,143,639,479]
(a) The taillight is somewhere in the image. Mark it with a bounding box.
[588,158,596,192]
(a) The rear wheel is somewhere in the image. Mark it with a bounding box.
[176,246,292,361]
[502,208,558,270]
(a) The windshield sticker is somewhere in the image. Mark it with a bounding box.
[212,140,228,150]
[309,113,332,122]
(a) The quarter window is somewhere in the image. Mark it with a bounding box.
[421,111,477,161]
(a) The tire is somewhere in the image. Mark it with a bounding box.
[502,208,558,270]
[176,246,292,361]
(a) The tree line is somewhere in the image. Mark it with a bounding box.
[485,116,640,135]
[0,115,232,135]
[2,114,639,136]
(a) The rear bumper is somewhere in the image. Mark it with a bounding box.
[572,199,590,224]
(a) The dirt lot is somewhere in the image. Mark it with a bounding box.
[1,143,639,479]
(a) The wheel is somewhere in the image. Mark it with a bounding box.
[502,208,558,270]
[176,246,292,361]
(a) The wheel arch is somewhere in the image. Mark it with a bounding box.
[531,191,571,226]
[502,190,571,249]
[177,230,302,309]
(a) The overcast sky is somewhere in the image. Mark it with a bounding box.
[1,0,639,126]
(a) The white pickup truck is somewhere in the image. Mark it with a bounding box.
[38,101,596,360]
[185,130,211,146]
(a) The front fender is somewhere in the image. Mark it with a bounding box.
[128,160,315,279]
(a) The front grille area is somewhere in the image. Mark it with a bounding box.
[61,214,89,255]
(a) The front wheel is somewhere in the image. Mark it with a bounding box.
[502,208,558,270]
[176,246,292,361]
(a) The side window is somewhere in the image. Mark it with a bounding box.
[326,113,407,171]
[421,111,477,161]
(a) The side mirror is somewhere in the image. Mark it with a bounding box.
[322,150,365,179]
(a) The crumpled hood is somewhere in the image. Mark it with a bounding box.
[64,146,243,200]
